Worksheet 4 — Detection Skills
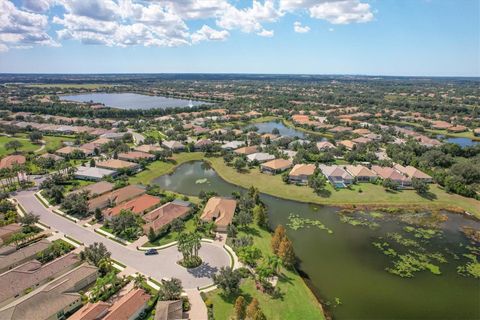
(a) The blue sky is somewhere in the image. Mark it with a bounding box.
[0,0,478,76]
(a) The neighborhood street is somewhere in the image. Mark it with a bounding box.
[14,189,230,289]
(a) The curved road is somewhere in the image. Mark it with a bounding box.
[14,189,230,289]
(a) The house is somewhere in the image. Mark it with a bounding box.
[71,181,115,199]
[154,300,184,320]
[118,151,155,163]
[55,146,93,157]
[96,159,140,172]
[288,164,316,185]
[38,153,64,162]
[344,165,377,182]
[221,141,245,150]
[143,200,192,233]
[393,164,433,183]
[69,302,110,320]
[200,197,237,232]
[338,140,356,150]
[316,141,335,151]
[75,166,116,181]
[371,165,411,188]
[261,133,279,143]
[474,128,480,137]
[162,140,185,151]
[194,139,213,150]
[134,144,163,154]
[104,194,161,220]
[88,185,146,212]
[352,128,371,135]
[0,253,80,306]
[0,155,26,169]
[351,137,372,145]
[0,239,50,273]
[0,223,22,245]
[431,121,452,130]
[234,146,258,155]
[246,152,275,163]
[329,126,352,133]
[0,264,98,320]
[103,289,151,320]
[318,164,354,188]
[100,132,125,140]
[447,125,468,133]
[260,159,293,174]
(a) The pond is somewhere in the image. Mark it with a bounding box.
[437,135,479,148]
[59,92,207,110]
[248,121,306,138]
[153,161,480,320]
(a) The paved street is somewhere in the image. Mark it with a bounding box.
[14,189,230,289]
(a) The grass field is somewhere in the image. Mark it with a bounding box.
[43,135,75,152]
[205,225,325,320]
[207,157,480,218]
[385,120,480,140]
[129,152,204,185]
[0,135,39,156]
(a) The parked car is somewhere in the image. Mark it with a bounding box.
[144,249,158,255]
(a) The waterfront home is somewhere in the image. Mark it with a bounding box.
[318,164,354,188]
[162,140,185,151]
[0,264,98,320]
[155,300,184,320]
[288,164,316,185]
[104,194,161,220]
[371,165,411,188]
[344,165,377,182]
[88,185,146,212]
[200,197,237,232]
[316,141,335,151]
[0,224,21,245]
[0,240,50,273]
[474,128,480,137]
[0,155,26,169]
[234,145,259,155]
[393,164,433,183]
[221,141,245,150]
[247,152,275,163]
[118,151,155,163]
[431,120,452,130]
[194,139,213,150]
[261,133,279,143]
[0,253,80,306]
[75,166,116,181]
[260,159,293,174]
[142,200,192,233]
[103,289,151,320]
[71,181,114,198]
[134,144,163,154]
[447,125,468,133]
[96,159,140,172]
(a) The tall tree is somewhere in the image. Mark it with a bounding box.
[158,278,183,301]
[246,298,261,319]
[234,296,246,320]
[5,140,23,153]
[278,237,296,269]
[271,225,286,254]
[80,242,111,267]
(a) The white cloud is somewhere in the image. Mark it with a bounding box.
[192,25,229,43]
[293,21,310,33]
[0,0,58,51]
[257,29,274,37]
[22,0,56,13]
[280,0,374,24]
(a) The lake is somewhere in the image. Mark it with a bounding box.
[153,161,480,320]
[249,121,306,138]
[437,135,479,147]
[60,92,207,110]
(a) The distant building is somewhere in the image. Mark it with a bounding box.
[0,155,26,169]
[75,166,116,181]
[200,197,237,232]
[260,159,293,174]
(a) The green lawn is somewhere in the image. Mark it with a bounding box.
[144,130,166,140]
[205,225,325,320]
[143,217,197,247]
[43,135,75,152]
[129,152,204,185]
[207,157,480,218]
[385,120,480,140]
[0,135,39,156]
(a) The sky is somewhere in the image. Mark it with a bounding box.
[0,0,478,76]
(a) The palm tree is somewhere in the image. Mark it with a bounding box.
[134,274,146,289]
[267,255,283,275]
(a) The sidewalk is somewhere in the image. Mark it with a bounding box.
[185,289,208,320]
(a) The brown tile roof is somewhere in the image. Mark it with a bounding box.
[393,164,432,180]
[234,145,258,155]
[69,302,110,320]
[88,185,146,211]
[288,164,316,177]
[344,165,377,178]
[154,300,183,320]
[103,289,150,320]
[371,166,408,181]
[118,151,155,162]
[0,223,22,242]
[96,159,139,170]
[338,140,356,150]
[0,239,50,272]
[0,155,26,169]
[261,159,292,170]
[200,197,237,228]
[143,201,191,233]
[134,144,163,153]
[71,181,114,198]
[105,194,161,219]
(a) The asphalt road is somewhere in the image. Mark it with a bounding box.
[14,189,230,289]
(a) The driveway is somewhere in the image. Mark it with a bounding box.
[128,129,145,145]
[14,190,230,289]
